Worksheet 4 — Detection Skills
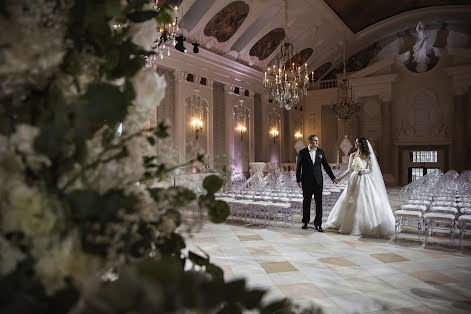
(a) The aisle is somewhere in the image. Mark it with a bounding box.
[181,188,471,314]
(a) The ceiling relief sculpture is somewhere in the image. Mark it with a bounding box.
[203,1,249,42]
[250,28,286,60]
[284,48,313,68]
[323,0,471,33]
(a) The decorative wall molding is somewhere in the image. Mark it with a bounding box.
[445,64,471,95]
[350,74,398,101]
[153,43,265,95]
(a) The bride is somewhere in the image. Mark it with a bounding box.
[325,137,395,236]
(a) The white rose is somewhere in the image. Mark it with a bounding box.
[351,157,365,173]
[125,68,166,132]
[10,124,39,154]
[130,19,158,51]
[0,235,26,275]
[10,124,51,170]
[132,68,166,113]
[3,183,56,237]
[34,232,102,295]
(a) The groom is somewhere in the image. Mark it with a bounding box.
[296,135,337,231]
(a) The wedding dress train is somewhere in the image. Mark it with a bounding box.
[325,141,395,237]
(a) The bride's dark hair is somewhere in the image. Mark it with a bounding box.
[357,137,370,155]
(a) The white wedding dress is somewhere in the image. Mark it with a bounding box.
[325,141,395,237]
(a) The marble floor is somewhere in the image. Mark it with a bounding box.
[182,188,471,314]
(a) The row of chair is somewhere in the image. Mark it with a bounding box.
[394,195,471,246]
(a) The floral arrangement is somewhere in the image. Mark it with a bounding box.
[351,156,366,175]
[0,1,319,313]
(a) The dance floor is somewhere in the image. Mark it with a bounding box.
[182,188,471,313]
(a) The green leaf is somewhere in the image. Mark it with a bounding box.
[154,4,175,25]
[126,10,157,23]
[124,56,145,78]
[73,83,130,139]
[146,136,155,145]
[188,251,209,267]
[243,289,266,309]
[147,187,163,202]
[154,121,169,138]
[34,123,68,159]
[67,189,135,222]
[196,153,205,163]
[260,299,292,314]
[123,80,136,101]
[103,48,120,73]
[208,200,229,224]
[155,233,186,256]
[168,186,196,207]
[114,146,129,160]
[66,190,101,220]
[202,175,223,194]
[104,0,122,18]
[205,264,224,282]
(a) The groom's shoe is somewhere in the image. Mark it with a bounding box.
[302,223,308,230]
[314,225,324,232]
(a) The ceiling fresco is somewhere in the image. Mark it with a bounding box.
[249,28,286,61]
[175,0,470,73]
[203,1,249,42]
[284,48,313,68]
[323,0,471,33]
[310,62,332,82]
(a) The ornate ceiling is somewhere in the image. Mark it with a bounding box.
[323,0,471,34]
[176,0,471,79]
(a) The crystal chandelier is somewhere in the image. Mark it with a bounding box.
[264,43,309,110]
[145,1,179,67]
[330,45,361,120]
[263,1,309,110]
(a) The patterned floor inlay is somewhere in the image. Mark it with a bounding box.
[260,261,298,273]
[318,257,357,268]
[370,253,410,263]
[409,271,459,286]
[237,234,264,241]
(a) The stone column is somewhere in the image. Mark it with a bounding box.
[212,82,226,158]
[207,79,214,168]
[224,85,235,166]
[254,93,263,161]
[381,98,395,185]
[174,71,186,163]
[466,92,471,168]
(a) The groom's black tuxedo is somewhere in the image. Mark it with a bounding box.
[296,147,336,226]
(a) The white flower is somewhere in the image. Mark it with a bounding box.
[3,183,56,237]
[34,232,102,295]
[159,216,177,234]
[125,68,166,133]
[351,157,365,173]
[10,124,39,154]
[0,235,25,275]
[130,19,158,51]
[10,124,51,170]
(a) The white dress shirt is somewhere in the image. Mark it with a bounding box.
[308,146,317,165]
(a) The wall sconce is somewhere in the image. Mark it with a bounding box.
[294,131,302,140]
[191,117,203,139]
[270,128,279,143]
[236,124,247,141]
